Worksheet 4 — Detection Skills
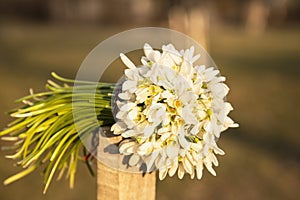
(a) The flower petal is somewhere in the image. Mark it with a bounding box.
[168,160,178,177]
[129,154,140,166]
[159,167,168,180]
[120,53,136,69]
[196,161,203,180]
[178,163,185,179]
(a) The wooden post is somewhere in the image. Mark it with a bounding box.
[97,127,156,200]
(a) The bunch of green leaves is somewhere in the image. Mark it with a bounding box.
[0,73,115,193]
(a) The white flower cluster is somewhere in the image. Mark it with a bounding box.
[112,43,238,180]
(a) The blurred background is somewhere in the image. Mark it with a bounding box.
[0,0,299,199]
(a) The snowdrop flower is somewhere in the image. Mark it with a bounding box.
[112,43,238,180]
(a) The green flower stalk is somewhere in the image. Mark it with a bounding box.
[0,73,115,193]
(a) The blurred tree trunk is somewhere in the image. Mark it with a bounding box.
[168,3,210,50]
[245,0,270,35]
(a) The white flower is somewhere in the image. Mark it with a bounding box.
[147,103,167,124]
[113,43,238,180]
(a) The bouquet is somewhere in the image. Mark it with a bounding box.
[0,43,238,193]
